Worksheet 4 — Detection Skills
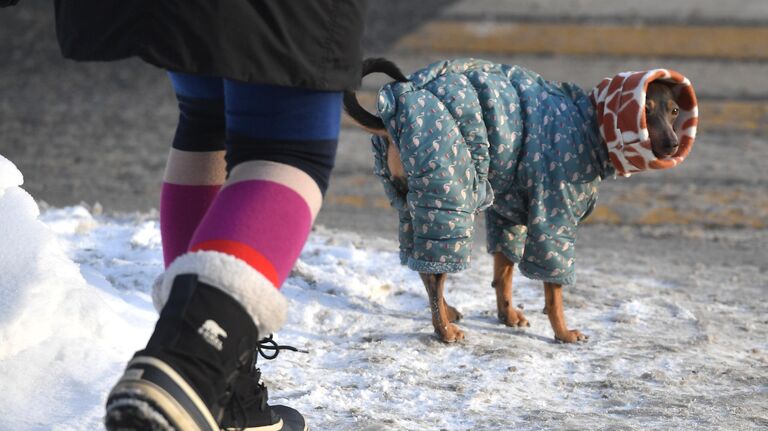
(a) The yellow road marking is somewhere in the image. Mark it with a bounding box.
[394,21,768,60]
[632,207,765,229]
[699,100,768,132]
[326,194,391,209]
[582,206,622,225]
[328,193,766,228]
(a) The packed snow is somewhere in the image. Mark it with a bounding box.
[0,154,765,430]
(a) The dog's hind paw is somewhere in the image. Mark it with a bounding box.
[499,308,530,328]
[435,323,465,343]
[554,329,588,343]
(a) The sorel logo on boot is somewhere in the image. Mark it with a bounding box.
[198,319,228,351]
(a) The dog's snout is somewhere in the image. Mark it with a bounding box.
[665,131,679,152]
[665,132,678,145]
[649,121,680,159]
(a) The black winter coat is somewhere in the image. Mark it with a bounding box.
[53,0,366,91]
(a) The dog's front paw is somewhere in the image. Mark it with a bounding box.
[554,329,588,343]
[435,323,465,343]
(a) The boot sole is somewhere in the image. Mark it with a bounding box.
[222,405,308,431]
[105,356,220,431]
[222,418,284,431]
[273,405,308,431]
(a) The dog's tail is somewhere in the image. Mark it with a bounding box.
[343,58,409,133]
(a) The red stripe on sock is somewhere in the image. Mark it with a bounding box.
[190,239,280,288]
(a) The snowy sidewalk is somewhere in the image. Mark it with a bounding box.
[1,153,765,429]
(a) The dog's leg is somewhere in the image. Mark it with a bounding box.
[544,282,588,343]
[419,273,465,343]
[492,253,529,327]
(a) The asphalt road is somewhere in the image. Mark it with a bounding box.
[0,1,766,269]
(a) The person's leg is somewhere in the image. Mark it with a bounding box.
[159,82,341,334]
[105,76,341,430]
[106,74,254,431]
[160,72,226,268]
[107,80,341,431]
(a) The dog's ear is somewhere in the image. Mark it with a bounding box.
[343,58,409,136]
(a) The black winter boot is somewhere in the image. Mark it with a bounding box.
[220,336,308,431]
[105,274,260,431]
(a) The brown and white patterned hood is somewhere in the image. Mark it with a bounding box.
[591,69,698,176]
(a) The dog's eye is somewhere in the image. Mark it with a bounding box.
[671,108,679,116]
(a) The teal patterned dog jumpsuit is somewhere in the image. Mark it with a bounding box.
[373,59,698,284]
[371,59,698,285]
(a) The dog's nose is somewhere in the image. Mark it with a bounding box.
[665,134,679,152]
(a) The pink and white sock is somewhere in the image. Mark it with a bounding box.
[156,160,323,335]
[160,183,220,267]
[159,149,227,268]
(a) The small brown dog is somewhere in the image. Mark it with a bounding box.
[345,58,696,343]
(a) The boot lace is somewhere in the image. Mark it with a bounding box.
[225,335,308,430]
[256,334,309,359]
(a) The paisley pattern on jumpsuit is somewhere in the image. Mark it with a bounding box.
[371,59,615,284]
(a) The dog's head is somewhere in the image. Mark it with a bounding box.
[646,82,681,159]
[592,69,698,176]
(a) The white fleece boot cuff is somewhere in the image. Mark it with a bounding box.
[153,250,288,335]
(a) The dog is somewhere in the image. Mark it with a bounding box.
[344,58,697,343]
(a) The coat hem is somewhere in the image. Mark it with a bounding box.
[518,264,576,286]
[407,258,470,274]
[486,247,523,265]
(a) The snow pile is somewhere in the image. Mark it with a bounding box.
[0,155,155,430]
[0,154,765,430]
